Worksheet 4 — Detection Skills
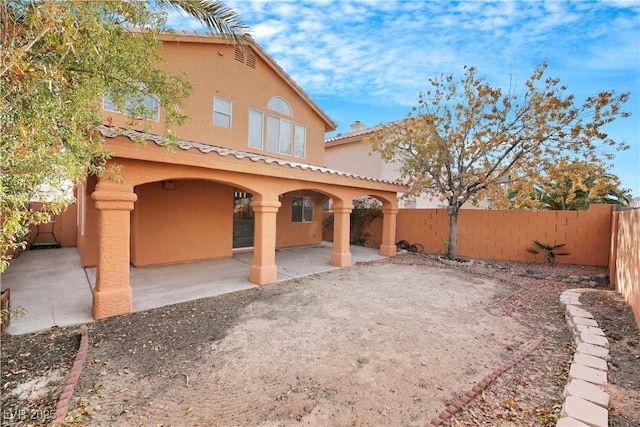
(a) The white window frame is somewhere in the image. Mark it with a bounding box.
[103,94,160,122]
[266,114,293,155]
[250,96,305,158]
[292,196,313,223]
[267,96,292,116]
[248,109,264,149]
[295,124,306,158]
[213,97,232,128]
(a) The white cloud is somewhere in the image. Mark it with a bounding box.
[165,0,640,195]
[165,10,205,32]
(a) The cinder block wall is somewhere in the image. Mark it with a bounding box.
[395,204,613,266]
[611,209,640,328]
[395,209,450,255]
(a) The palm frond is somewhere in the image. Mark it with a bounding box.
[157,0,250,45]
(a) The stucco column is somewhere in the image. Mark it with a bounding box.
[331,204,353,267]
[380,207,399,256]
[249,198,281,285]
[91,182,137,320]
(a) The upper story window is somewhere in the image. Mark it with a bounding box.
[249,96,306,159]
[213,97,232,128]
[267,96,292,116]
[248,109,263,149]
[103,93,159,121]
[295,124,306,158]
[267,115,292,154]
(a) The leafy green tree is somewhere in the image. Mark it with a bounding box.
[368,62,630,259]
[508,160,632,210]
[0,0,248,272]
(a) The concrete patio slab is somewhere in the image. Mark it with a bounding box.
[1,242,385,335]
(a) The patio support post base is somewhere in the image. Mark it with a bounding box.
[93,288,134,320]
[331,251,352,267]
[379,244,397,257]
[331,204,353,267]
[249,264,278,285]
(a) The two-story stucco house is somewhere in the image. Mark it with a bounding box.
[78,32,404,319]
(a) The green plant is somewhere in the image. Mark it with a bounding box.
[323,198,382,247]
[438,239,449,256]
[0,293,26,334]
[526,241,570,264]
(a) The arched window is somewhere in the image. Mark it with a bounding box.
[267,96,292,116]
[248,96,306,158]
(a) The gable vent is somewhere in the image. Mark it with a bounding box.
[247,53,256,69]
[234,46,244,63]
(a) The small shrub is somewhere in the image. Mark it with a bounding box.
[438,239,449,256]
[526,241,570,264]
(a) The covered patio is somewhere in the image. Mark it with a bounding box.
[78,127,404,321]
[1,242,386,335]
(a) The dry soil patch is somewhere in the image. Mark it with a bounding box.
[72,262,529,426]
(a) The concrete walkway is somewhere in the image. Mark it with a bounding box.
[1,242,385,335]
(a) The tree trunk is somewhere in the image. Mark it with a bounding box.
[447,208,459,260]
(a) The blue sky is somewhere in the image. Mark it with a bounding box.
[168,0,640,197]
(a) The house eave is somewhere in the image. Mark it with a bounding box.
[99,126,406,193]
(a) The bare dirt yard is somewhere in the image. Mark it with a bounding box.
[1,253,638,426]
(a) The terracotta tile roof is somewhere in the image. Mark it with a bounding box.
[99,125,402,186]
[324,118,413,147]
[324,125,379,146]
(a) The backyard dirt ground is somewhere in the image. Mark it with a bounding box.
[1,253,638,426]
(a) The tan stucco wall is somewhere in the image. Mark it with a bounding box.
[611,209,640,327]
[104,38,329,167]
[324,141,384,178]
[130,180,234,267]
[27,202,77,248]
[277,191,327,247]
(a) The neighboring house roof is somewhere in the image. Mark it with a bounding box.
[325,118,417,147]
[99,125,402,186]
[325,125,380,147]
[158,31,337,132]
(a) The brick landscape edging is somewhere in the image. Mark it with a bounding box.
[53,324,89,425]
[423,285,544,426]
[365,256,611,425]
[555,289,610,427]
